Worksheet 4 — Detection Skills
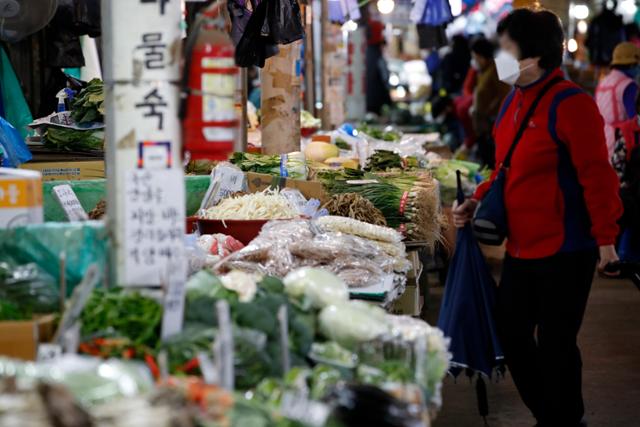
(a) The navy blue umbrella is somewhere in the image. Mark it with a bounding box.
[437,171,503,416]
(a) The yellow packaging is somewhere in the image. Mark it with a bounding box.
[0,168,43,228]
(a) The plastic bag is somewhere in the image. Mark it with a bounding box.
[283,267,349,308]
[0,262,59,314]
[74,0,101,38]
[0,222,108,296]
[0,116,31,167]
[235,0,280,68]
[0,48,33,139]
[267,0,305,45]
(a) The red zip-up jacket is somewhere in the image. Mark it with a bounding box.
[474,69,623,259]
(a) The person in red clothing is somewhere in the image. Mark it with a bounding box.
[453,8,622,427]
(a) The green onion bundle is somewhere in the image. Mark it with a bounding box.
[327,172,445,246]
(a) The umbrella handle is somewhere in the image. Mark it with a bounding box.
[456,169,465,205]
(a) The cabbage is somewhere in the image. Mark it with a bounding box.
[318,301,389,349]
[283,268,349,308]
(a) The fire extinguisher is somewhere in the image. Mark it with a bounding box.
[181,4,239,161]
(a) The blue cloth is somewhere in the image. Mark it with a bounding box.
[619,228,640,262]
[420,0,453,26]
[622,82,638,118]
[437,172,503,377]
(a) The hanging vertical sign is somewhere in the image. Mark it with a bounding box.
[103,0,186,288]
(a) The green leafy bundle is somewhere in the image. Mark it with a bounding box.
[71,79,105,124]
[364,150,402,171]
[45,127,104,152]
[80,289,163,348]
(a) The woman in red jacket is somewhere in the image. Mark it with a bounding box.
[453,9,622,427]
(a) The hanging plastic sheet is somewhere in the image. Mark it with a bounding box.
[0,47,33,139]
[267,0,305,45]
[228,0,279,60]
[235,0,278,67]
[234,0,304,67]
[0,222,108,295]
[74,0,102,38]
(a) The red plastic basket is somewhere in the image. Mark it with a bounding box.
[196,219,271,245]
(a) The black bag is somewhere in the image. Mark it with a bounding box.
[228,0,278,60]
[267,0,305,45]
[472,76,563,246]
[235,0,280,67]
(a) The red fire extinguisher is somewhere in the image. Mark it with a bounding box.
[181,4,239,161]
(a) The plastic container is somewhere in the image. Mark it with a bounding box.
[196,219,270,245]
[301,127,319,138]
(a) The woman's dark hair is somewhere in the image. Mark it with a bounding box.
[497,8,564,70]
[471,38,496,60]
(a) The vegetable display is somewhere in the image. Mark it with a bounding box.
[324,173,445,245]
[322,193,387,226]
[230,151,308,180]
[316,215,401,244]
[70,78,105,124]
[216,219,409,287]
[201,189,298,220]
[80,289,163,351]
[44,127,104,152]
[301,110,321,129]
[304,141,340,162]
[358,124,402,142]
[365,150,403,171]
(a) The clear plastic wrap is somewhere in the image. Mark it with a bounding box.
[215,219,407,288]
[0,262,59,315]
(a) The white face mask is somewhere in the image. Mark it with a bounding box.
[470,58,480,70]
[494,50,533,85]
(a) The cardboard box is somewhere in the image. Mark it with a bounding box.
[246,172,329,203]
[21,160,105,181]
[0,168,43,228]
[0,315,57,361]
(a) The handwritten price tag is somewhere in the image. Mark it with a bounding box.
[52,185,88,222]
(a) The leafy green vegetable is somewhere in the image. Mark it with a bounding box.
[309,342,358,368]
[334,138,351,150]
[71,79,105,124]
[160,325,274,389]
[80,289,162,348]
[45,127,104,152]
[0,300,30,321]
[230,152,307,179]
[365,150,402,171]
[357,124,401,142]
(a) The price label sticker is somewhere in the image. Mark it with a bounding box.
[280,188,307,214]
[37,343,62,362]
[200,163,246,212]
[161,277,186,340]
[52,184,88,222]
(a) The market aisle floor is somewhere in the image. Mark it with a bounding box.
[427,276,640,427]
